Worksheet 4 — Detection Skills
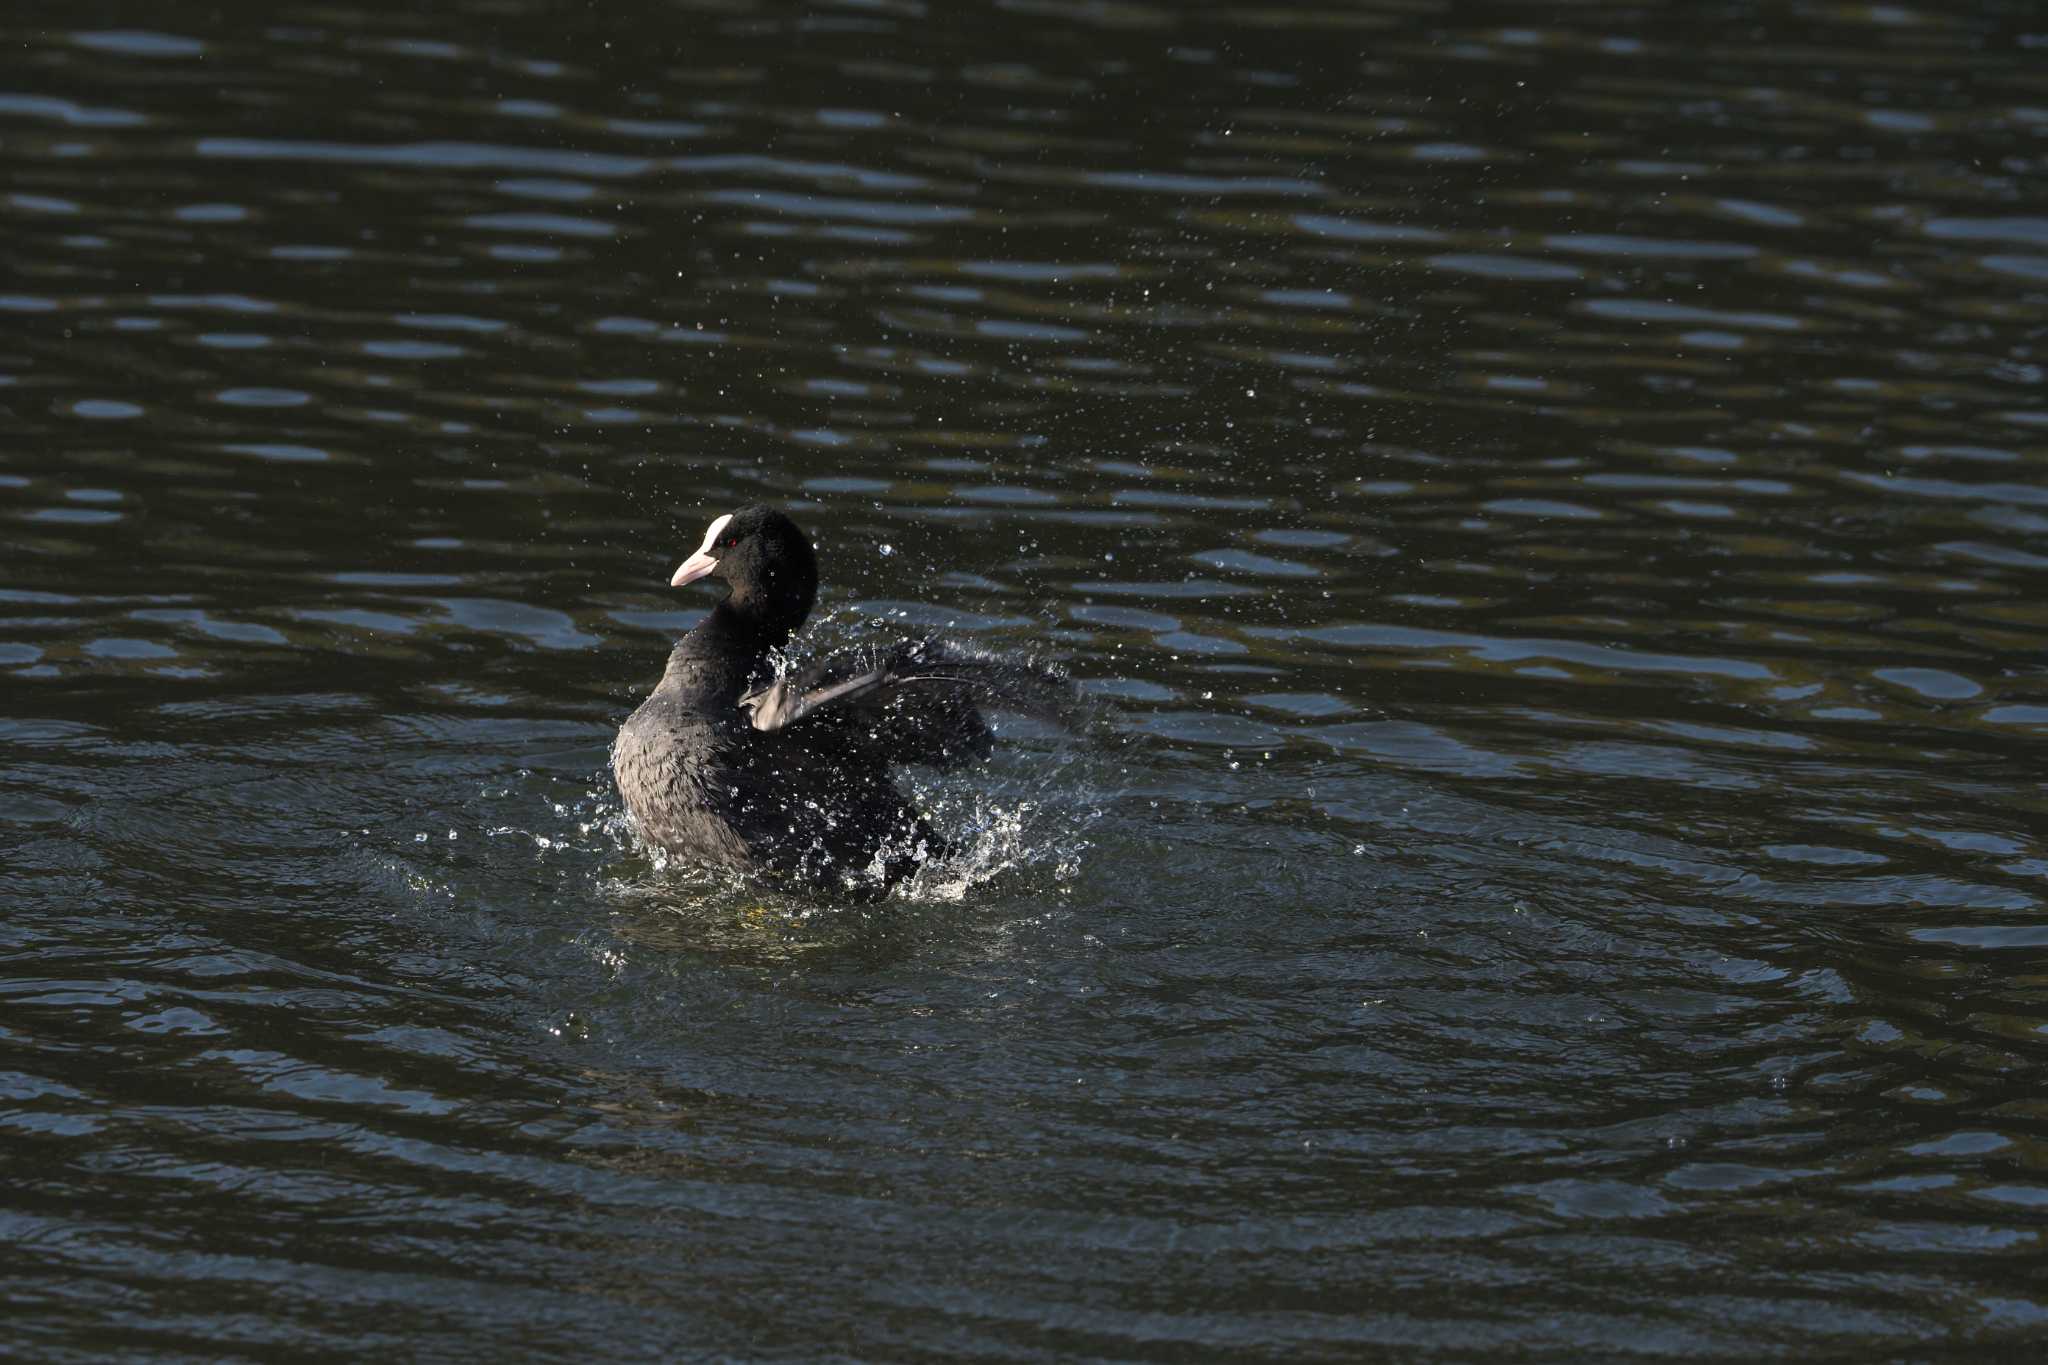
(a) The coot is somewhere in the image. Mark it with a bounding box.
[613,505,1073,891]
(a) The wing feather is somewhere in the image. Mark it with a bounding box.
[739,638,1075,769]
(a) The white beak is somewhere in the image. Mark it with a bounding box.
[670,511,733,588]
[670,551,718,587]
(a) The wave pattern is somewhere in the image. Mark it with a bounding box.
[4,0,2047,1357]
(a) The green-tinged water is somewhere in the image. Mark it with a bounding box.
[4,1,2047,1358]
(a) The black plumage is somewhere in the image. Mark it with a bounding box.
[612,505,1074,891]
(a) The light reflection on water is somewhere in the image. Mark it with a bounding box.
[4,0,2048,1356]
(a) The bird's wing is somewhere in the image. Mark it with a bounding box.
[742,664,896,731]
[739,639,1075,769]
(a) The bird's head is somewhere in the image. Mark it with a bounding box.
[670,504,818,641]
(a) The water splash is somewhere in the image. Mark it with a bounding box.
[613,614,1104,907]
[889,755,1100,903]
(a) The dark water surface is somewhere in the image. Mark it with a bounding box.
[6,0,2048,1357]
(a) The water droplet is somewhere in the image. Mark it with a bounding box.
[878,543,894,556]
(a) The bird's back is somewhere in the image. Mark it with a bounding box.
[613,666,933,889]
[612,688,753,869]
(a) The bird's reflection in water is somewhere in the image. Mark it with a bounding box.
[599,865,963,972]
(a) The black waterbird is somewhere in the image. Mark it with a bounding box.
[613,505,1076,891]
